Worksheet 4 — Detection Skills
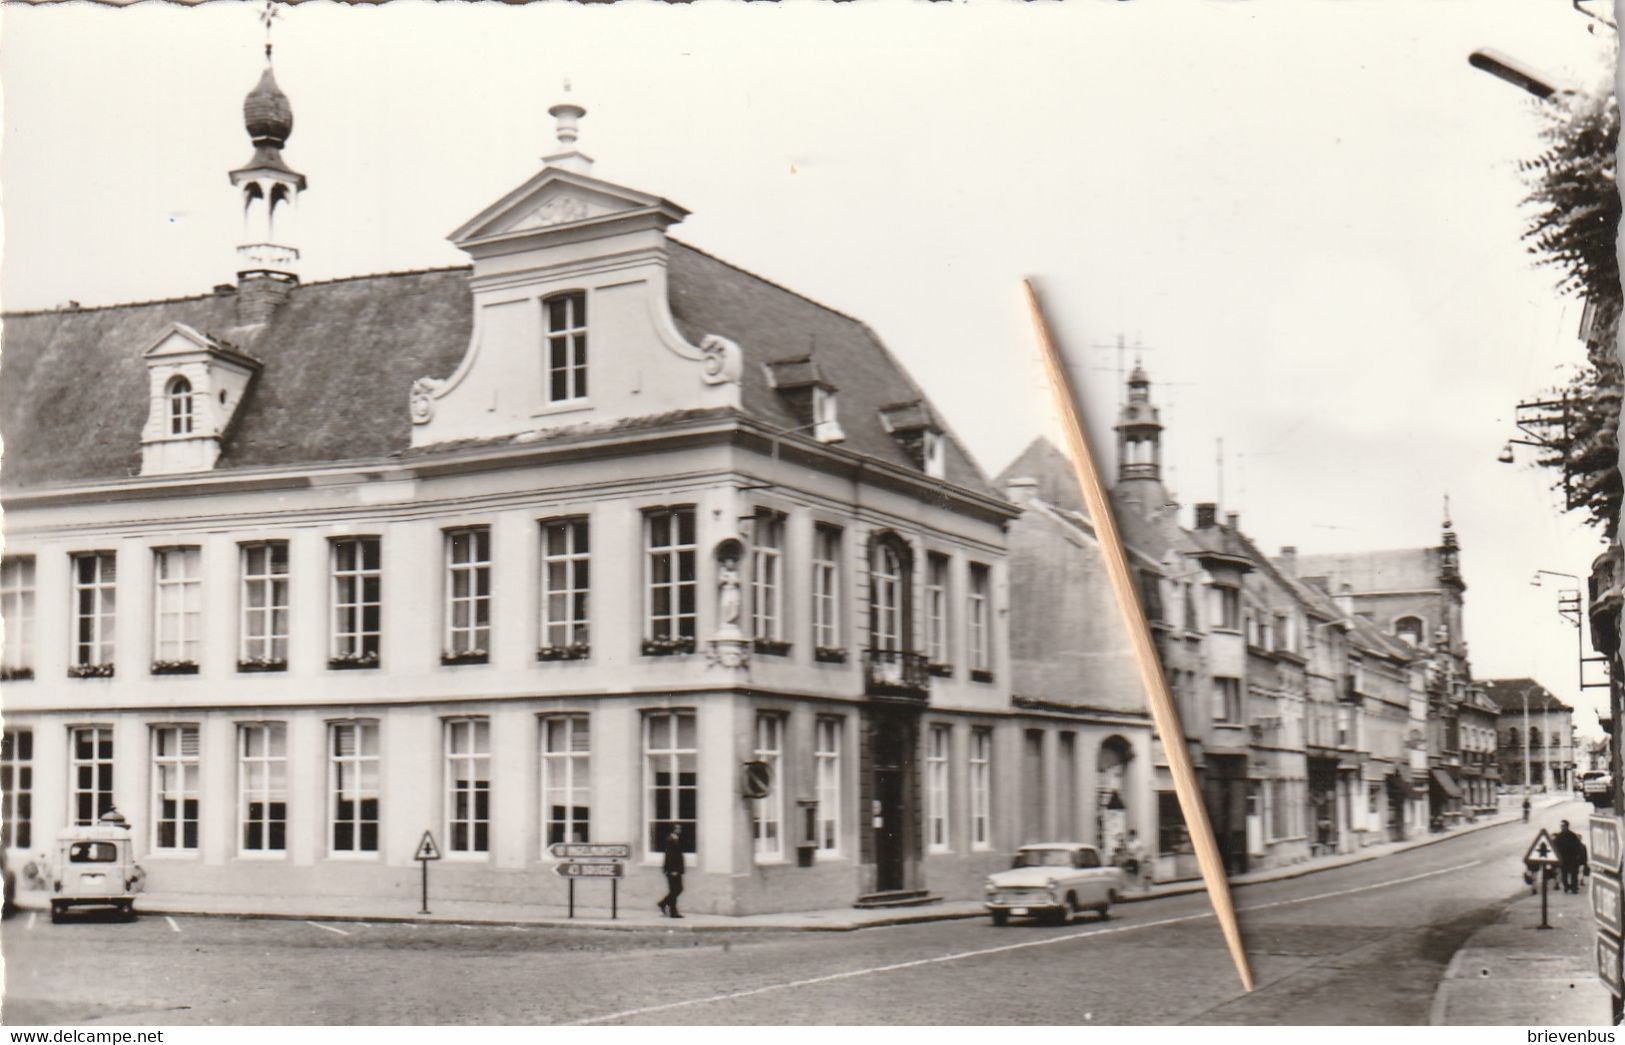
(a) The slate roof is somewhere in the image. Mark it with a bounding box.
[0,241,996,498]
[1481,677,1573,714]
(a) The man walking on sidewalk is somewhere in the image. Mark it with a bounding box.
[1553,820,1588,894]
[657,828,686,918]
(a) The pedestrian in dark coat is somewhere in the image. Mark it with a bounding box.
[1554,820,1588,893]
[657,828,686,918]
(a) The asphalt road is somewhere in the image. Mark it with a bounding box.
[1,800,1589,1026]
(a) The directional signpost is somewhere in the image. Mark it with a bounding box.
[1524,828,1561,931]
[549,842,630,919]
[415,830,442,915]
[1594,815,1625,1008]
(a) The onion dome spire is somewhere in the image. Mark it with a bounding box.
[244,64,294,149]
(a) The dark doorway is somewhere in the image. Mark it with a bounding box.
[1204,756,1248,875]
[868,707,918,894]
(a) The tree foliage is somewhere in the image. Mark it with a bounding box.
[1520,87,1621,538]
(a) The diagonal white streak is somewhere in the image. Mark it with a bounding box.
[306,920,350,936]
[568,858,1484,1026]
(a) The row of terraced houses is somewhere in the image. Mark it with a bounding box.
[0,54,1577,913]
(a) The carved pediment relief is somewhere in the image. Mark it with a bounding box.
[450,168,681,247]
[510,192,600,231]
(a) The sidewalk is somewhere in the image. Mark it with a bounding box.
[16,794,1575,934]
[1429,886,1611,1025]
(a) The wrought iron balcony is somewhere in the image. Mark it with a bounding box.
[863,648,930,701]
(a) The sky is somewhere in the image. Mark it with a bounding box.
[2,1,1617,734]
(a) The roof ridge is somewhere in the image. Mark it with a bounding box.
[2,264,474,319]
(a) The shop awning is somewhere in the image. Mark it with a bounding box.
[1430,768,1463,798]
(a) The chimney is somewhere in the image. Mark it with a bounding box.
[1195,503,1217,529]
[1225,511,1240,530]
[237,273,296,326]
[1004,477,1039,505]
[1336,581,1356,616]
[1279,546,1298,576]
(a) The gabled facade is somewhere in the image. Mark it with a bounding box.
[0,58,1034,915]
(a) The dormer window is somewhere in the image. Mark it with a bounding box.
[878,400,945,477]
[922,430,945,479]
[812,386,843,443]
[545,292,588,404]
[766,357,842,442]
[168,376,194,435]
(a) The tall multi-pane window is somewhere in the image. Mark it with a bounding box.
[1,729,32,848]
[968,563,991,677]
[167,376,194,435]
[331,537,381,665]
[444,528,491,660]
[1211,585,1241,631]
[1214,677,1243,723]
[752,713,785,861]
[541,715,590,847]
[1,556,36,678]
[239,723,287,853]
[445,718,491,853]
[870,542,904,652]
[240,542,289,667]
[330,722,380,853]
[751,511,786,645]
[814,717,841,854]
[151,725,200,851]
[545,292,588,403]
[926,553,950,666]
[811,525,842,651]
[540,518,590,654]
[71,552,117,671]
[970,727,993,850]
[69,726,114,825]
[153,547,202,667]
[644,710,697,854]
[645,508,697,649]
[927,724,951,852]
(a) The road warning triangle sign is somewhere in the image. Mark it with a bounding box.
[1524,828,1561,865]
[415,830,442,861]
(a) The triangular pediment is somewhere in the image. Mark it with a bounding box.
[142,322,218,359]
[449,168,686,246]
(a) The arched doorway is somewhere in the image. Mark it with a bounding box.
[1097,736,1134,858]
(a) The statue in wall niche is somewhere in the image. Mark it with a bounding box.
[718,556,742,630]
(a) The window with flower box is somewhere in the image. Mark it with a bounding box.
[1,557,35,680]
[926,553,951,674]
[330,536,381,669]
[644,508,696,655]
[811,525,844,661]
[153,547,201,673]
[239,542,288,671]
[151,724,200,851]
[968,563,992,682]
[70,552,116,676]
[539,518,590,661]
[444,528,491,665]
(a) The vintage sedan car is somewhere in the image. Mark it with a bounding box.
[983,843,1124,925]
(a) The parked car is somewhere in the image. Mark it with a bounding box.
[1582,771,1613,807]
[49,808,145,923]
[983,843,1124,926]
